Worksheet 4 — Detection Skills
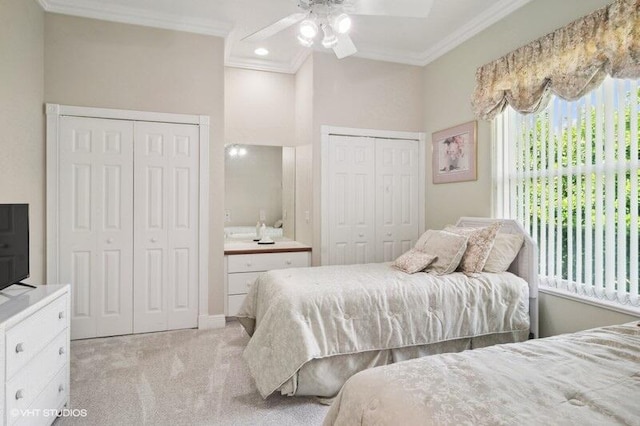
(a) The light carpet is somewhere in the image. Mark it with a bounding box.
[58,321,329,426]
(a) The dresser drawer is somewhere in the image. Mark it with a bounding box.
[6,294,68,379]
[12,366,68,426]
[227,252,309,273]
[6,329,68,419]
[227,294,247,317]
[228,272,261,295]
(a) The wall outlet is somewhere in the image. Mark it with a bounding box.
[304,210,310,223]
[224,210,231,223]
[283,209,287,220]
[259,209,266,221]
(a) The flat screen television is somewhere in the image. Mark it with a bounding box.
[0,204,30,291]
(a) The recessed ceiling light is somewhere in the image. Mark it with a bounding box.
[254,47,269,56]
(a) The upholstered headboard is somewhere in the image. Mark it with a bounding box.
[455,217,539,338]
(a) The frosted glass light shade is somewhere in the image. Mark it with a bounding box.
[299,19,318,39]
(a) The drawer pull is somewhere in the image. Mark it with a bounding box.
[387,232,392,237]
[58,384,65,393]
[246,262,252,267]
[106,238,114,244]
[15,343,25,353]
[58,311,65,319]
[358,233,364,237]
[59,347,65,355]
[285,260,292,265]
[246,282,252,288]
[15,390,24,400]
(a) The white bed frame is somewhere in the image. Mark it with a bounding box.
[456,217,539,338]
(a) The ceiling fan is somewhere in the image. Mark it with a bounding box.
[242,0,434,59]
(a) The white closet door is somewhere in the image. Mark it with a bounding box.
[133,122,199,333]
[328,135,376,265]
[59,117,134,339]
[375,139,421,262]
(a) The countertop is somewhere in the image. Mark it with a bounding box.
[224,239,312,255]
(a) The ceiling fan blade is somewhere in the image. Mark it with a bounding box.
[333,33,358,59]
[242,12,308,43]
[348,0,434,18]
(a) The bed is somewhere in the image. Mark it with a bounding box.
[236,218,539,399]
[324,321,640,425]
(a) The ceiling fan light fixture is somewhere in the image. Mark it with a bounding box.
[321,25,338,48]
[299,19,318,39]
[332,13,352,34]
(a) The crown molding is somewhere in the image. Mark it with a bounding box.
[289,0,532,72]
[39,0,233,37]
[36,0,531,74]
[225,50,311,74]
[350,45,425,67]
[415,0,533,65]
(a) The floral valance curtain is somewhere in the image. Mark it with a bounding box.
[471,0,640,120]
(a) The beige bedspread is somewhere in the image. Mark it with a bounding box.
[325,322,640,426]
[236,263,530,398]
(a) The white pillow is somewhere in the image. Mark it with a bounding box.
[483,233,524,273]
[392,249,437,274]
[444,222,502,273]
[414,230,469,275]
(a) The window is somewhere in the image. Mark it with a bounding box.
[494,77,639,311]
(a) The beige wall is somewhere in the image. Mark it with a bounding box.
[423,0,639,335]
[44,13,226,315]
[225,67,295,146]
[224,145,282,227]
[313,53,424,133]
[423,0,611,230]
[282,146,296,239]
[294,56,314,246]
[539,293,638,337]
[0,0,45,284]
[309,53,425,264]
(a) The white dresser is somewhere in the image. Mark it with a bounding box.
[224,241,311,316]
[0,285,70,426]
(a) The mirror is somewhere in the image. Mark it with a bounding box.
[224,145,295,240]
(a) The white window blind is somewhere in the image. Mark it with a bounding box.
[494,77,639,310]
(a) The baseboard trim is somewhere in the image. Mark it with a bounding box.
[198,314,226,329]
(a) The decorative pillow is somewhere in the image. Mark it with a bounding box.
[392,249,437,274]
[444,222,502,273]
[483,233,524,273]
[414,230,469,275]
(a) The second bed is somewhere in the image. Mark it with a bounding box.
[237,218,539,399]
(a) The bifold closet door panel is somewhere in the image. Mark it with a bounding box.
[327,135,376,265]
[59,117,134,339]
[375,139,420,262]
[133,122,199,333]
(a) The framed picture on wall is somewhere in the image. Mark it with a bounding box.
[432,120,477,184]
